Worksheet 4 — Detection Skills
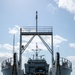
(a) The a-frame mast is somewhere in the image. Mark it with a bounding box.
[19,11,54,72]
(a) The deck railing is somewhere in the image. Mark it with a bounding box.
[1,57,13,69]
[60,57,72,69]
[21,26,53,32]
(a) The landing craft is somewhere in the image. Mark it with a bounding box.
[1,12,72,75]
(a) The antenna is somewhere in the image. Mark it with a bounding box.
[13,34,15,54]
[58,47,59,52]
[32,43,41,59]
[33,55,34,60]
[57,46,60,53]
[36,11,38,32]
[35,43,38,59]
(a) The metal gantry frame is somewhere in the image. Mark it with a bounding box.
[19,27,54,69]
[19,11,54,70]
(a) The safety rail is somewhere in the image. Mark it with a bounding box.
[60,57,72,69]
[21,26,53,32]
[1,57,13,69]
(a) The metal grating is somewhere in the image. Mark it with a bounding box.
[21,26,53,33]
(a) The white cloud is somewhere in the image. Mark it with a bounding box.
[8,25,20,34]
[3,44,13,50]
[54,0,75,20]
[67,56,75,63]
[53,35,67,45]
[0,52,12,63]
[0,44,2,48]
[0,43,19,53]
[47,3,58,13]
[69,43,75,49]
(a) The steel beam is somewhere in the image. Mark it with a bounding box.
[21,32,52,35]
[21,35,35,54]
[38,35,52,54]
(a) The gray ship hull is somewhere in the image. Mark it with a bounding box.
[60,66,72,75]
[1,66,13,75]
[1,66,24,75]
[1,65,72,75]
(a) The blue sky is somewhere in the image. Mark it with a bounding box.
[0,0,75,75]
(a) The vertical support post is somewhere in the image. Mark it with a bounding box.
[19,28,22,69]
[51,28,55,75]
[36,11,38,32]
[13,34,15,55]
[51,28,54,67]
[55,52,60,75]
